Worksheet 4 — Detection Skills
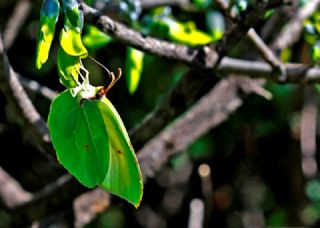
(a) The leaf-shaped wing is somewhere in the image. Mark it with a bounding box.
[48,90,110,188]
[98,98,143,208]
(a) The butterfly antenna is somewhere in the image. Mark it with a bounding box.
[88,55,112,75]
[88,55,122,93]
[105,68,122,91]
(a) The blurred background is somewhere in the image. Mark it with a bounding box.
[1,0,320,227]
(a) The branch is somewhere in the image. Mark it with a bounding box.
[0,35,51,150]
[271,0,320,50]
[130,69,215,149]
[82,3,320,84]
[247,28,286,80]
[140,0,189,9]
[3,0,31,50]
[300,86,318,178]
[0,166,32,208]
[137,77,265,179]
[19,75,58,101]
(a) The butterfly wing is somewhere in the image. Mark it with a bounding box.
[98,97,143,208]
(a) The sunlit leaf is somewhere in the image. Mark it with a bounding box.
[163,18,213,45]
[312,40,320,63]
[35,0,60,69]
[126,47,144,94]
[48,90,110,188]
[193,0,210,9]
[60,28,88,58]
[99,97,143,208]
[82,25,113,52]
[236,0,249,12]
[57,47,80,88]
[64,4,84,32]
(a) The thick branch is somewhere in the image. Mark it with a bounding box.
[130,69,216,149]
[137,77,264,179]
[82,3,320,84]
[0,35,52,153]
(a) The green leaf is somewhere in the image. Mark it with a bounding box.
[36,0,60,69]
[64,6,84,32]
[159,18,213,46]
[60,28,88,58]
[99,97,143,208]
[312,41,320,63]
[36,17,57,69]
[48,90,110,188]
[126,47,144,94]
[82,25,113,52]
[193,0,210,9]
[57,47,80,88]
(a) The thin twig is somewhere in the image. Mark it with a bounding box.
[19,75,58,101]
[140,0,189,9]
[215,0,286,80]
[247,28,286,81]
[3,0,31,50]
[271,0,320,50]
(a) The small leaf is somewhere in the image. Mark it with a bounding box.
[99,97,143,208]
[82,25,113,52]
[60,28,88,58]
[193,0,210,9]
[126,47,144,94]
[64,6,84,32]
[313,41,320,63]
[57,47,80,88]
[159,18,213,46]
[35,0,60,69]
[236,0,249,12]
[48,90,110,188]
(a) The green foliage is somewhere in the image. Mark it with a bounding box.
[142,8,215,46]
[60,28,88,58]
[126,47,144,94]
[82,25,113,52]
[35,0,60,69]
[193,0,211,9]
[57,47,80,88]
[303,11,320,63]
